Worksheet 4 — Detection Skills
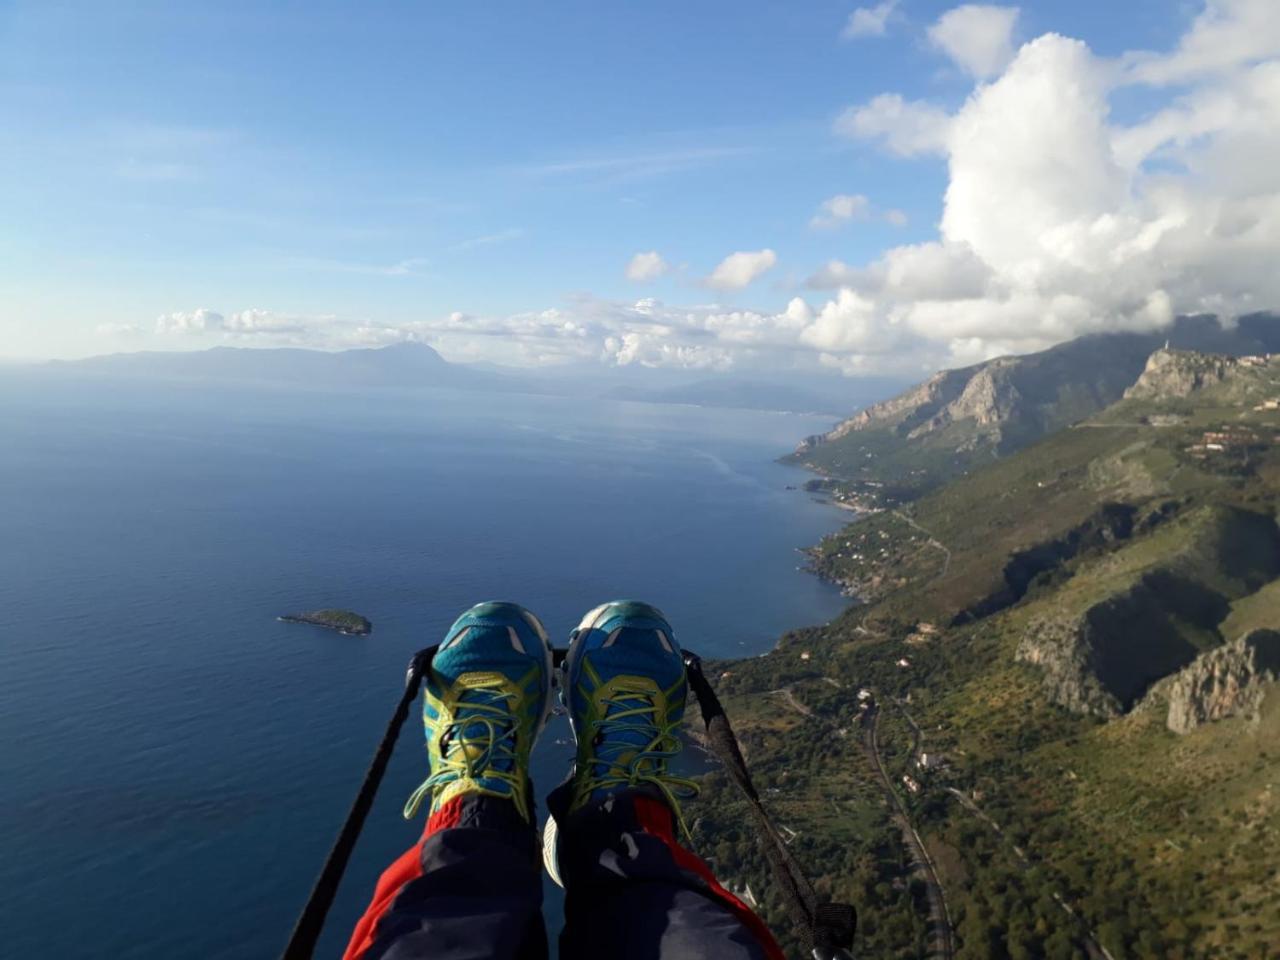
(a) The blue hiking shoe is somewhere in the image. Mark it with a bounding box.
[403,601,554,824]
[561,600,699,820]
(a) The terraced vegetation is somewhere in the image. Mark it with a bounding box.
[693,341,1280,959]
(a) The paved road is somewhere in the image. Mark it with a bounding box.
[863,704,955,960]
[766,685,815,718]
[893,510,952,577]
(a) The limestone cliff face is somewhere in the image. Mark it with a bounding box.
[822,367,973,442]
[796,332,1146,460]
[907,360,1022,445]
[802,357,1022,454]
[1016,575,1210,719]
[1162,630,1280,734]
[1017,507,1280,719]
[1124,349,1239,400]
[1017,612,1125,718]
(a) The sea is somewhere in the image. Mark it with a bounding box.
[0,372,850,959]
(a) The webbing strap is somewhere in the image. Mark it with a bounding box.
[280,645,436,960]
[683,652,856,960]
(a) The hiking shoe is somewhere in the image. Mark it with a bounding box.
[402,601,554,824]
[560,600,699,819]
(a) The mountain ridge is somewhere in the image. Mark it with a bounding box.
[38,341,900,415]
[790,314,1280,502]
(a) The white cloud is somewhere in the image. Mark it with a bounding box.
[808,4,1280,370]
[800,289,900,353]
[928,5,1021,79]
[626,251,672,282]
[155,308,225,334]
[811,194,871,229]
[222,309,311,334]
[942,35,1125,276]
[1126,0,1280,86]
[877,242,992,301]
[807,260,865,289]
[842,1,898,39]
[811,194,909,229]
[706,249,778,289]
[156,308,317,338]
[835,94,952,156]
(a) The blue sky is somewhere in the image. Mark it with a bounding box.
[3,1,1275,370]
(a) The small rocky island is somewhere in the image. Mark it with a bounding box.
[279,609,372,636]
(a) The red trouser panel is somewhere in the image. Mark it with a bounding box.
[632,794,787,960]
[342,798,467,960]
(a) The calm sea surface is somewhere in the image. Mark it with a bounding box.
[0,373,848,958]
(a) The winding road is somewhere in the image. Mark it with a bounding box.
[893,509,952,577]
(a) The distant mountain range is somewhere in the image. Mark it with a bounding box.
[790,314,1280,498]
[47,341,523,392]
[38,341,909,417]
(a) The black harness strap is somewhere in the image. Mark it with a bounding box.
[280,645,436,960]
[683,652,857,960]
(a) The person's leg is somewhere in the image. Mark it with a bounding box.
[549,601,784,960]
[344,602,555,960]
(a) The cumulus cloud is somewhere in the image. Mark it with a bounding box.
[155,308,225,334]
[156,307,317,338]
[928,5,1021,79]
[626,251,671,282]
[814,4,1280,369]
[811,194,871,229]
[842,1,898,40]
[1125,0,1280,86]
[706,249,778,289]
[811,194,909,229]
[835,94,952,156]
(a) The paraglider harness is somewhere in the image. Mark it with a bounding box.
[282,646,858,960]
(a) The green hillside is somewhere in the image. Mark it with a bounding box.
[695,349,1280,959]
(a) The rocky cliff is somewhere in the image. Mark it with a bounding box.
[822,366,974,442]
[1123,349,1240,400]
[1016,506,1280,718]
[1017,575,1212,718]
[1161,630,1280,733]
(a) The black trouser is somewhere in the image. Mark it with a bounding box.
[344,787,781,960]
